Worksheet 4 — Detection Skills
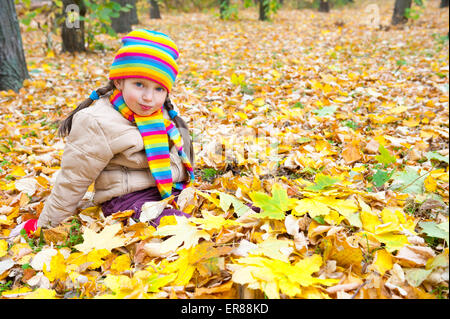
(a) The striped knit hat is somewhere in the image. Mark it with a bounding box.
[108,29,179,93]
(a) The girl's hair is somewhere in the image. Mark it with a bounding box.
[58,80,116,138]
[58,80,195,165]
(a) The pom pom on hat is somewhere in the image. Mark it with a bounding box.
[108,29,179,93]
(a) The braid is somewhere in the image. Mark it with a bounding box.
[58,80,115,137]
[164,96,195,167]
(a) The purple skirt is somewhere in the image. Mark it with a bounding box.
[101,187,190,228]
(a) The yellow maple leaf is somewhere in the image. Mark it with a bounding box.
[160,248,196,286]
[324,210,345,225]
[327,197,359,217]
[375,207,416,235]
[10,166,26,177]
[231,73,245,86]
[0,181,15,191]
[250,238,293,262]
[358,198,381,233]
[190,211,240,231]
[364,232,409,253]
[230,254,339,299]
[153,216,210,253]
[43,251,67,282]
[67,249,111,271]
[110,254,131,274]
[74,224,127,254]
[24,288,56,299]
[424,175,437,192]
[234,111,248,120]
[100,275,145,298]
[0,240,7,258]
[211,106,225,117]
[369,249,393,276]
[292,196,331,218]
[1,286,32,298]
[252,97,264,107]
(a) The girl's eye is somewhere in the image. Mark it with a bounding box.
[135,82,143,87]
[156,87,164,92]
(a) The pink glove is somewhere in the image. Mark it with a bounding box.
[23,219,38,237]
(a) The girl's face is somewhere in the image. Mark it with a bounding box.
[113,78,168,116]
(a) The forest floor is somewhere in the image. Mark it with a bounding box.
[0,0,448,299]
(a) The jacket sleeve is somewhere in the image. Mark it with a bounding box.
[37,112,114,228]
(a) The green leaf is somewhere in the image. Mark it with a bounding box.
[425,151,449,164]
[346,212,363,228]
[375,145,396,167]
[249,183,289,220]
[0,145,10,153]
[419,221,449,245]
[405,268,432,287]
[390,167,425,195]
[305,173,341,191]
[297,137,312,144]
[313,216,325,224]
[312,105,337,117]
[372,169,395,188]
[212,191,253,217]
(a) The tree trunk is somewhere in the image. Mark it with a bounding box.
[391,0,412,25]
[0,0,30,92]
[318,0,330,12]
[440,0,449,7]
[61,0,86,53]
[150,0,161,19]
[111,0,133,33]
[259,0,269,21]
[220,0,230,19]
[130,0,139,25]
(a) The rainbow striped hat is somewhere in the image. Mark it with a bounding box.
[108,29,179,93]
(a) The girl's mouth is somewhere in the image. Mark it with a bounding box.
[140,104,152,111]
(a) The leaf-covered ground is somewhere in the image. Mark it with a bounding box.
[0,0,448,299]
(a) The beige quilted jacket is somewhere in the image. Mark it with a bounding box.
[37,96,193,228]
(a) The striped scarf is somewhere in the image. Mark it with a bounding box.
[110,89,194,208]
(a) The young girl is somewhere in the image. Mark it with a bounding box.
[35,29,195,229]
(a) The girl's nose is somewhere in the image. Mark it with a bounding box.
[142,90,153,101]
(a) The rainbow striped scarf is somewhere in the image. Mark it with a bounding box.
[110,89,194,208]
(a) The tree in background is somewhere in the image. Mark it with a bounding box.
[111,0,134,33]
[0,0,30,92]
[220,0,230,19]
[318,0,329,12]
[17,0,133,52]
[130,0,139,24]
[150,0,161,19]
[391,0,412,25]
[61,0,86,53]
[258,0,281,21]
[259,0,270,20]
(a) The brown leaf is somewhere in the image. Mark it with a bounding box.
[42,224,71,245]
[342,143,362,164]
[395,245,436,267]
[364,139,380,154]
